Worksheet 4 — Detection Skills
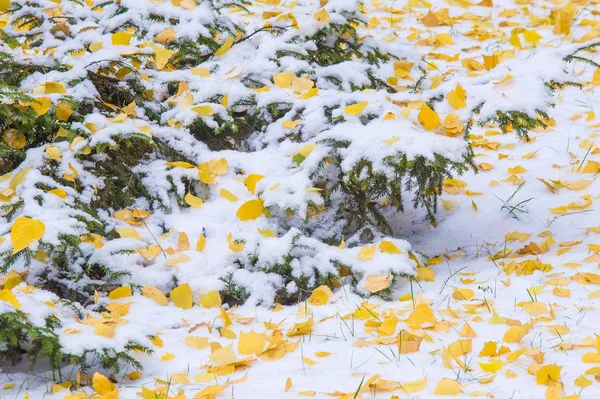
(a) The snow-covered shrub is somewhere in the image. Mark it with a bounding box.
[0,0,595,375]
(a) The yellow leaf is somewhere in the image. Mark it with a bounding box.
[170,283,193,310]
[45,146,62,161]
[418,104,440,130]
[406,304,436,328]
[238,332,266,355]
[0,289,20,309]
[575,375,592,388]
[2,129,25,149]
[287,317,314,337]
[116,228,141,240]
[313,8,330,23]
[523,30,543,45]
[357,245,376,260]
[11,217,45,254]
[566,180,593,191]
[184,336,209,349]
[142,285,168,306]
[433,378,462,395]
[196,385,226,397]
[502,326,527,343]
[291,77,314,94]
[479,359,505,373]
[592,68,600,86]
[244,174,265,195]
[44,82,66,94]
[108,285,132,300]
[192,105,213,116]
[236,199,265,221]
[154,27,176,44]
[483,54,499,70]
[344,101,368,115]
[285,377,292,392]
[447,84,466,109]
[210,345,237,366]
[400,376,427,393]
[196,234,206,252]
[191,67,210,77]
[226,233,244,252]
[31,97,51,115]
[301,87,319,100]
[365,275,390,293]
[220,188,239,202]
[151,45,175,70]
[435,33,454,46]
[283,119,300,129]
[92,373,115,395]
[185,192,203,208]
[379,240,403,254]
[536,364,562,385]
[56,102,73,121]
[199,291,221,308]
[112,31,133,45]
[452,288,474,300]
[273,71,293,88]
[258,229,276,238]
[0,0,9,12]
[308,285,332,305]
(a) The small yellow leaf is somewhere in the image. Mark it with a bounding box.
[30,97,51,115]
[566,180,593,191]
[400,376,427,393]
[220,188,239,202]
[406,304,436,328]
[210,345,237,366]
[273,71,293,88]
[112,31,133,45]
[92,373,115,395]
[196,234,206,252]
[365,275,390,293]
[44,82,66,94]
[184,336,209,349]
[108,285,132,300]
[258,229,276,238]
[452,288,474,300]
[192,105,213,116]
[536,364,562,385]
[379,240,403,254]
[199,291,221,308]
[185,192,203,208]
[313,8,330,23]
[244,174,265,195]
[142,285,169,306]
[10,217,45,254]
[226,233,244,252]
[418,104,440,130]
[357,245,376,260]
[215,36,234,57]
[344,101,368,115]
[170,283,193,310]
[196,385,226,397]
[479,359,505,373]
[116,228,141,240]
[0,289,20,309]
[308,285,332,305]
[238,332,266,355]
[433,378,462,395]
[45,146,62,160]
[236,199,265,221]
[154,27,176,44]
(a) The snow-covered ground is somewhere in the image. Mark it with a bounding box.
[2,0,600,398]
